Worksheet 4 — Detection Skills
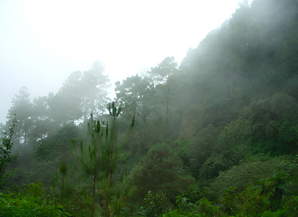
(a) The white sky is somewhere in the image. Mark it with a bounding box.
[0,0,246,124]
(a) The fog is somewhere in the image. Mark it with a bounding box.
[0,0,244,124]
[3,1,298,215]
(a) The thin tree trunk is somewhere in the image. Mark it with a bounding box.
[62,173,65,204]
[104,196,108,217]
[165,81,170,140]
[0,162,5,176]
[110,116,116,183]
[131,110,136,162]
[106,115,116,217]
[131,140,134,164]
[92,176,96,217]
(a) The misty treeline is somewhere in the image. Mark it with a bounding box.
[1,0,298,216]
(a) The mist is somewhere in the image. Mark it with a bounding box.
[0,0,243,125]
[1,0,298,216]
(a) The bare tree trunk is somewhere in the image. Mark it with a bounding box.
[104,196,108,217]
[62,173,65,204]
[92,176,96,217]
[165,81,170,140]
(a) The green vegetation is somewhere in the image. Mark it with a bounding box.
[0,181,71,217]
[2,0,298,216]
[0,114,17,189]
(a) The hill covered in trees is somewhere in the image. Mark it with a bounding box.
[1,0,298,216]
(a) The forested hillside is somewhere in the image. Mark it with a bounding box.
[1,0,298,216]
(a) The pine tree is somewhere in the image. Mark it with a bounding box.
[71,102,133,217]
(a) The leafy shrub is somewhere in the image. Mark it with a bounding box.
[138,191,170,217]
[204,156,298,199]
[0,181,71,217]
[130,143,194,200]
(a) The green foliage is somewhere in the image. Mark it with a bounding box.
[7,87,33,149]
[283,195,298,216]
[51,61,110,124]
[71,102,134,217]
[205,156,298,199]
[35,124,79,162]
[253,171,290,211]
[0,181,71,217]
[179,104,204,139]
[189,119,249,184]
[248,93,298,152]
[212,172,296,216]
[71,114,108,216]
[148,56,180,141]
[162,172,298,216]
[0,114,17,189]
[149,56,178,84]
[163,196,223,217]
[188,125,219,179]
[195,198,222,216]
[261,210,287,217]
[162,210,186,217]
[51,159,73,206]
[175,194,196,214]
[115,75,154,124]
[7,124,80,187]
[171,139,192,171]
[138,191,170,217]
[4,0,298,215]
[130,143,195,200]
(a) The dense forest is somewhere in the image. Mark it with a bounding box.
[1,0,298,216]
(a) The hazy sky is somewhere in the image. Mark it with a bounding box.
[0,0,247,124]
